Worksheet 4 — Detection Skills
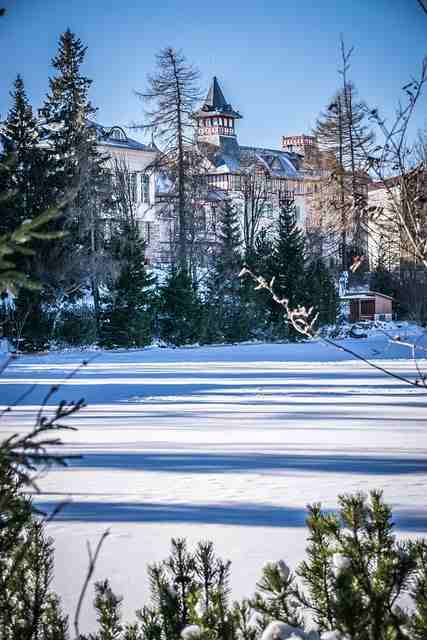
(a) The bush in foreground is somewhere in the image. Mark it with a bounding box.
[3,450,427,640]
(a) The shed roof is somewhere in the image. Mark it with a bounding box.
[340,290,393,301]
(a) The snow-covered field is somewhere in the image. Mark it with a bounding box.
[1,329,427,632]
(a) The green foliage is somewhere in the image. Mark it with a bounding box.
[305,259,338,326]
[54,304,98,346]
[251,560,302,628]
[410,541,427,639]
[82,491,427,640]
[158,268,202,346]
[0,408,77,639]
[204,201,250,343]
[0,204,66,294]
[43,28,96,182]
[268,199,307,339]
[298,490,420,639]
[100,225,156,348]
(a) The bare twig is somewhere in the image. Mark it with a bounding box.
[240,267,427,389]
[74,529,110,639]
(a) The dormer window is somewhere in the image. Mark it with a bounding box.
[109,127,127,142]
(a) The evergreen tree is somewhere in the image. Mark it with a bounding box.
[305,258,338,326]
[158,268,201,346]
[40,29,112,337]
[100,224,156,348]
[2,76,42,231]
[269,199,307,339]
[298,490,419,639]
[243,227,276,338]
[43,29,97,191]
[371,245,398,298]
[0,458,69,638]
[204,200,248,343]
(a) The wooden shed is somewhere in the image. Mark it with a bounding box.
[340,291,393,322]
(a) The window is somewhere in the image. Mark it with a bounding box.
[295,205,301,223]
[109,126,127,142]
[139,221,151,244]
[142,174,150,204]
[130,173,138,203]
[361,300,375,317]
[263,201,273,218]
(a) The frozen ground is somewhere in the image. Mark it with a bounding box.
[1,329,427,632]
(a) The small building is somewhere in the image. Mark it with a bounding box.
[340,290,393,322]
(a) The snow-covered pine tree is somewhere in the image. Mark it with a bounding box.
[250,559,302,629]
[100,222,156,348]
[298,490,419,639]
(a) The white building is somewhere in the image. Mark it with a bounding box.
[95,78,327,266]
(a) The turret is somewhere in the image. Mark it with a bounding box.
[194,77,242,146]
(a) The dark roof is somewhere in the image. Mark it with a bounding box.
[206,77,227,110]
[194,77,242,119]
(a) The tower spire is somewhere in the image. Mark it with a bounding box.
[194,76,242,146]
[205,77,228,110]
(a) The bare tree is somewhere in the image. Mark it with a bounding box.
[136,47,201,270]
[357,57,427,270]
[110,156,139,229]
[313,45,374,270]
[238,166,271,259]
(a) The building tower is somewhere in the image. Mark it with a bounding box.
[194,77,242,147]
[282,134,323,169]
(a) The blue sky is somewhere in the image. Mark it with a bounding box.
[0,0,426,149]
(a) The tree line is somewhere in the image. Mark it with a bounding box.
[0,30,340,351]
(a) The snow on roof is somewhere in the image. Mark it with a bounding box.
[341,290,393,301]
[90,122,155,152]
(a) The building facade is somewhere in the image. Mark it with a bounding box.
[97,77,326,266]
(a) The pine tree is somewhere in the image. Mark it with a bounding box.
[100,224,156,348]
[269,199,307,339]
[243,227,276,338]
[305,258,338,326]
[2,76,40,228]
[41,29,112,337]
[250,560,301,629]
[43,29,97,188]
[0,464,69,638]
[158,267,201,346]
[298,490,418,639]
[204,200,248,343]
[410,541,427,640]
[1,75,52,241]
